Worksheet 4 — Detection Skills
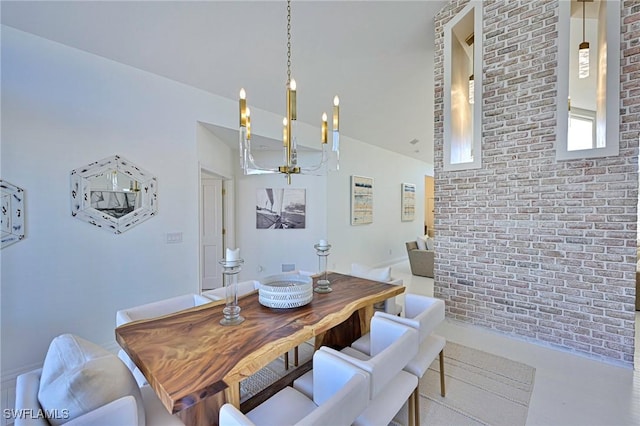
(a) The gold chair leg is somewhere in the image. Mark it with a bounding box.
[284,351,289,370]
[408,389,416,426]
[414,385,420,426]
[294,346,299,366]
[439,349,446,397]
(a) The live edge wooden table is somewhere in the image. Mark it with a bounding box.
[115,272,405,426]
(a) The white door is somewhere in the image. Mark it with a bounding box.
[201,174,223,290]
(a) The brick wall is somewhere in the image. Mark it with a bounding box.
[433,0,639,365]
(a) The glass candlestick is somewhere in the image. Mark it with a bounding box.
[314,243,332,293]
[219,258,245,326]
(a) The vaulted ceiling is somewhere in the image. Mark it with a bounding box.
[2,1,449,166]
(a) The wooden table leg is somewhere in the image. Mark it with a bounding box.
[176,392,226,426]
[224,383,241,408]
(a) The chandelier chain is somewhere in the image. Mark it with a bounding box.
[286,0,292,84]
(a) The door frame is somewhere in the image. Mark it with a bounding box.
[198,164,235,292]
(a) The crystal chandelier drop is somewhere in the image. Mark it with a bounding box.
[238,0,340,184]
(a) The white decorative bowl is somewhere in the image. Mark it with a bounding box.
[258,273,313,309]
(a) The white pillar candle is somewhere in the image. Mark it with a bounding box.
[226,248,240,261]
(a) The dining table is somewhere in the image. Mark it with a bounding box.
[115,272,405,426]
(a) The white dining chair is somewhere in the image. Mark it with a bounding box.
[293,316,419,426]
[116,293,213,386]
[201,280,261,301]
[351,293,446,425]
[15,334,184,426]
[218,348,369,426]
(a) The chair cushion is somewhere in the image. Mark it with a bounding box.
[404,334,446,377]
[425,237,435,250]
[38,334,144,426]
[246,387,317,426]
[416,235,427,250]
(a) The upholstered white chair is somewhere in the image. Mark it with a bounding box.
[116,293,213,385]
[218,348,369,426]
[351,293,446,425]
[350,263,403,315]
[294,316,419,426]
[201,280,261,301]
[14,334,184,426]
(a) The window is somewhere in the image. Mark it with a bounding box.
[568,107,596,151]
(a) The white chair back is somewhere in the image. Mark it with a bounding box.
[320,316,418,400]
[201,280,260,301]
[219,349,369,426]
[116,293,212,326]
[377,293,444,342]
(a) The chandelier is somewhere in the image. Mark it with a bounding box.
[238,0,340,184]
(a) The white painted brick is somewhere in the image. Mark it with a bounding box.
[434,0,638,366]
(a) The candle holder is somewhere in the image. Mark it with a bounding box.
[314,243,332,293]
[219,258,245,326]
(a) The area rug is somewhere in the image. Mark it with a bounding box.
[415,342,536,426]
[240,341,315,402]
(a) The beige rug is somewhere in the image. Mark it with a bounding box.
[240,341,315,402]
[242,341,536,426]
[414,342,536,426]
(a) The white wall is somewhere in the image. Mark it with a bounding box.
[327,136,429,273]
[0,25,431,392]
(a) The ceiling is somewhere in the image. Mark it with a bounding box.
[2,0,449,165]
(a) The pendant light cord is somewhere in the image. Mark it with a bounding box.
[582,0,586,42]
[286,0,292,85]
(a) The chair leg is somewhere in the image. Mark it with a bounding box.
[284,351,289,370]
[413,385,420,426]
[408,389,416,426]
[439,349,446,397]
[294,346,299,367]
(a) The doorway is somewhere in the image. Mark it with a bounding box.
[199,169,229,291]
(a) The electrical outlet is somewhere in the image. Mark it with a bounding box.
[166,232,183,243]
[282,263,295,272]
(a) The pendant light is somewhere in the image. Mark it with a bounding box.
[578,0,589,79]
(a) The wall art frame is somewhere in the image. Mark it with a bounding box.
[1,180,25,249]
[351,175,373,225]
[256,188,306,229]
[70,155,158,234]
[401,182,416,222]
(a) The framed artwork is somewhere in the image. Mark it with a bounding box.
[1,180,25,249]
[256,188,306,229]
[401,183,416,221]
[351,175,373,225]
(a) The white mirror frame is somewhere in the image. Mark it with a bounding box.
[1,180,25,249]
[70,155,158,234]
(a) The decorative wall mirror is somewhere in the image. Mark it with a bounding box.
[556,0,620,160]
[1,180,25,249]
[443,1,483,171]
[71,155,158,234]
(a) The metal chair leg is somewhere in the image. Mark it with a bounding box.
[414,385,420,426]
[408,388,416,426]
[439,349,446,397]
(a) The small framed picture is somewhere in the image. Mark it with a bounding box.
[401,183,416,222]
[351,175,373,225]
